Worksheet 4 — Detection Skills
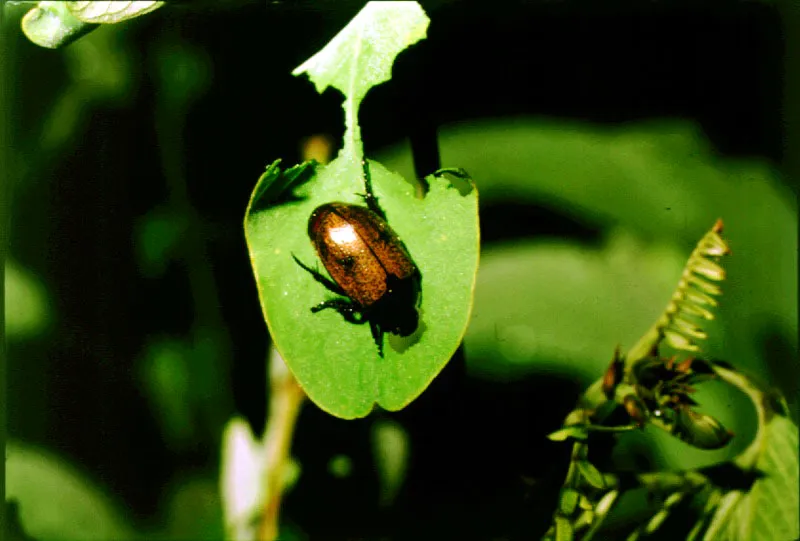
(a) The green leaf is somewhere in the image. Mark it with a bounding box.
[6,441,134,540]
[576,460,606,489]
[67,1,164,24]
[704,417,799,541]
[163,476,224,541]
[247,4,477,418]
[135,207,190,278]
[137,339,194,448]
[627,220,730,363]
[293,2,428,101]
[559,488,581,516]
[463,232,687,381]
[21,2,98,49]
[5,259,50,340]
[245,159,479,418]
[293,2,429,159]
[548,426,589,442]
[372,419,410,506]
[377,118,797,383]
[555,515,574,541]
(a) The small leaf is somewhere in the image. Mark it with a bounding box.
[555,515,574,541]
[67,1,164,24]
[664,330,700,352]
[21,2,98,49]
[671,317,708,340]
[559,488,580,516]
[692,257,725,281]
[683,289,718,308]
[686,274,722,297]
[292,2,429,102]
[293,2,429,160]
[576,460,606,489]
[547,426,589,442]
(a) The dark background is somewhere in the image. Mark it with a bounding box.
[7,1,793,539]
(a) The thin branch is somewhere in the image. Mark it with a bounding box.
[257,346,305,541]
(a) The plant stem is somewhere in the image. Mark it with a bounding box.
[257,347,305,541]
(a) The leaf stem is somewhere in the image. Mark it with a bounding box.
[342,95,363,163]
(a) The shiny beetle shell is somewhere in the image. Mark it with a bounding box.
[309,202,418,308]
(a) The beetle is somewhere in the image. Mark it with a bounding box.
[292,159,422,357]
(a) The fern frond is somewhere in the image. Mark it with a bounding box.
[627,219,731,363]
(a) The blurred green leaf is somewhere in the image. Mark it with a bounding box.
[327,455,353,478]
[138,339,194,448]
[67,1,163,24]
[706,416,799,541]
[377,118,797,383]
[372,418,409,506]
[558,488,580,516]
[5,259,50,340]
[162,476,223,541]
[548,426,589,442]
[576,460,605,489]
[464,231,688,381]
[555,515,574,541]
[702,369,800,541]
[21,2,97,49]
[6,441,134,540]
[135,208,190,278]
[41,25,134,153]
[153,41,212,111]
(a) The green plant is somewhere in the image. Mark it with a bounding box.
[243,2,479,419]
[543,220,798,541]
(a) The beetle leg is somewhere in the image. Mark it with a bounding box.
[292,254,347,296]
[359,159,387,221]
[311,299,366,324]
[369,320,384,358]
